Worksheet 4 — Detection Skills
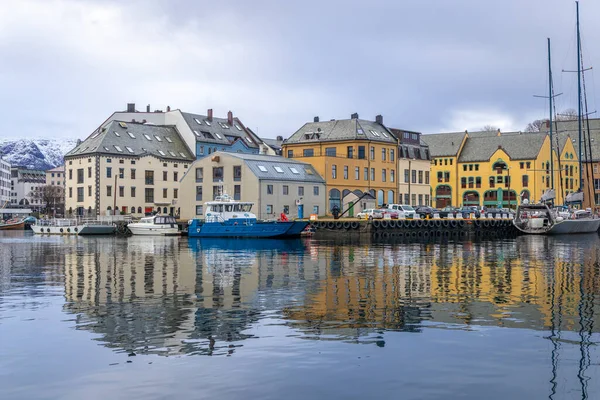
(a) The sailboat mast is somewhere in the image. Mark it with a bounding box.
[577,0,583,187]
[548,37,555,190]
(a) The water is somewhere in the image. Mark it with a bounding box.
[1,232,600,399]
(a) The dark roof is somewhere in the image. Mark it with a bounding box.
[285,118,397,144]
[458,133,547,162]
[552,120,600,161]
[65,121,194,161]
[421,132,467,157]
[224,153,325,183]
[261,137,283,150]
[180,112,261,149]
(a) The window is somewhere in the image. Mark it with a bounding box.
[131,187,136,197]
[313,205,319,214]
[298,186,304,196]
[205,120,211,126]
[258,165,268,172]
[194,118,202,125]
[313,186,319,196]
[463,165,467,171]
[77,169,84,184]
[444,172,450,182]
[303,149,314,157]
[114,145,123,152]
[425,195,429,206]
[77,187,84,202]
[412,170,417,183]
[475,164,479,171]
[126,146,134,153]
[163,171,168,181]
[364,167,369,181]
[131,169,136,179]
[235,124,243,131]
[131,160,135,165]
[469,164,473,171]
[287,150,293,158]
[390,149,395,161]
[425,171,429,184]
[476,177,481,188]
[107,185,112,197]
[355,167,360,180]
[382,148,386,161]
[233,185,240,200]
[118,168,124,179]
[468,177,474,188]
[194,186,202,201]
[88,186,92,197]
[418,194,423,206]
[418,171,423,184]
[382,169,386,182]
[213,167,223,182]
[267,185,273,195]
[195,205,203,215]
[163,188,168,198]
[106,167,112,178]
[114,131,121,137]
[290,167,299,174]
[347,146,354,158]
[119,186,124,197]
[69,187,72,198]
[344,166,348,179]
[174,172,178,182]
[266,204,273,214]
[526,162,531,169]
[370,146,375,160]
[233,166,242,181]
[145,170,154,185]
[145,188,154,203]
[166,137,173,143]
[461,177,467,188]
[274,166,284,173]
[520,162,524,169]
[371,168,375,181]
[174,189,178,199]
[283,205,290,214]
[358,146,366,159]
[412,194,416,206]
[523,175,529,187]
[325,148,336,157]
[489,177,495,188]
[332,165,337,179]
[144,134,152,141]
[405,169,410,183]
[283,185,289,195]
[391,169,395,182]
[158,150,166,156]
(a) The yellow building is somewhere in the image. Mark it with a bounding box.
[283,114,399,213]
[423,130,577,208]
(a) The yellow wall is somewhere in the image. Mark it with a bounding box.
[430,134,468,207]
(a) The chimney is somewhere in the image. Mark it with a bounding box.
[498,145,502,149]
[276,135,283,141]
[167,105,171,112]
[314,116,319,122]
[227,110,233,126]
[375,115,383,125]
[351,112,359,119]
[146,104,150,112]
[127,103,135,112]
[207,109,213,121]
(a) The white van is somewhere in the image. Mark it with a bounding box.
[385,204,416,218]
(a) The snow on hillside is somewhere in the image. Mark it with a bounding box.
[0,138,77,170]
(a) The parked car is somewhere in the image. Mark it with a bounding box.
[356,209,384,219]
[380,210,400,219]
[385,204,417,219]
[457,206,481,219]
[438,206,458,219]
[415,206,436,219]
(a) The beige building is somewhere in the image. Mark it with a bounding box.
[179,152,326,220]
[389,128,431,206]
[64,120,194,217]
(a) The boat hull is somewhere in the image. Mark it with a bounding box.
[128,225,180,236]
[31,225,83,235]
[188,219,309,238]
[547,219,600,234]
[78,225,116,235]
[0,221,25,230]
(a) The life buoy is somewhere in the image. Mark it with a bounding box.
[483,220,490,228]
[434,220,442,228]
[372,220,381,229]
[335,221,343,229]
[380,220,389,229]
[350,221,360,230]
[389,220,397,229]
[410,220,418,229]
[458,220,465,228]
[402,220,410,229]
[343,221,351,230]
[450,220,458,228]
[442,220,449,228]
[327,222,335,229]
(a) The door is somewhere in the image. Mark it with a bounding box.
[349,202,354,217]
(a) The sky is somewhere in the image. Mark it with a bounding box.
[1,0,600,140]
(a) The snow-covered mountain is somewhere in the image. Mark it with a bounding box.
[0,138,77,170]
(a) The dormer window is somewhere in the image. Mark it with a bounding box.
[204,120,211,126]
[258,165,268,172]
[169,151,176,157]
[274,166,284,173]
[144,134,152,141]
[193,130,202,137]
[127,131,135,138]
[126,146,134,153]
[114,131,121,137]
[357,128,364,135]
[215,133,222,139]
[158,150,166,156]
[235,124,242,131]
[194,118,202,124]
[114,145,123,152]
[290,167,299,174]
[154,136,162,142]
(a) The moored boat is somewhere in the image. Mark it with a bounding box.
[31,218,116,235]
[127,215,180,236]
[0,218,25,230]
[513,203,600,235]
[187,195,308,238]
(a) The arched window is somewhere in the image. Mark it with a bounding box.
[107,206,112,210]
[163,207,168,214]
[377,190,384,206]
[137,207,142,214]
[328,188,341,211]
[88,206,92,215]
[131,207,135,214]
[387,190,394,204]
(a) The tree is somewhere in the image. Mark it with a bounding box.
[525,119,547,132]
[557,108,577,120]
[28,185,65,216]
[523,109,579,132]
[481,124,498,132]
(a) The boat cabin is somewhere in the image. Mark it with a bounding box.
[140,215,177,225]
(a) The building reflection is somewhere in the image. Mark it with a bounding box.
[61,235,600,360]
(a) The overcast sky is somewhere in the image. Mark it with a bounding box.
[1,0,599,140]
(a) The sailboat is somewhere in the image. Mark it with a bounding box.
[514,2,600,234]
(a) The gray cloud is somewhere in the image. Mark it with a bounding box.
[1,0,599,141]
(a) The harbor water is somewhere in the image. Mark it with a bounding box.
[1,231,600,399]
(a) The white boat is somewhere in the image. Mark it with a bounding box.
[513,203,600,235]
[31,218,116,235]
[127,215,180,236]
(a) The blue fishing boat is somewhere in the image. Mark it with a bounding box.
[187,195,309,238]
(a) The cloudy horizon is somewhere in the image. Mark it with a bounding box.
[1,0,599,141]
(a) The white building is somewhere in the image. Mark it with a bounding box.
[10,167,46,212]
[0,157,10,208]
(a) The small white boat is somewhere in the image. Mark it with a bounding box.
[513,203,600,235]
[127,215,180,236]
[31,218,116,235]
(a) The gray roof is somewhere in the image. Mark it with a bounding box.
[285,118,397,144]
[202,152,325,183]
[551,120,600,161]
[180,112,261,149]
[458,133,547,162]
[261,137,283,150]
[421,132,467,157]
[65,121,194,161]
